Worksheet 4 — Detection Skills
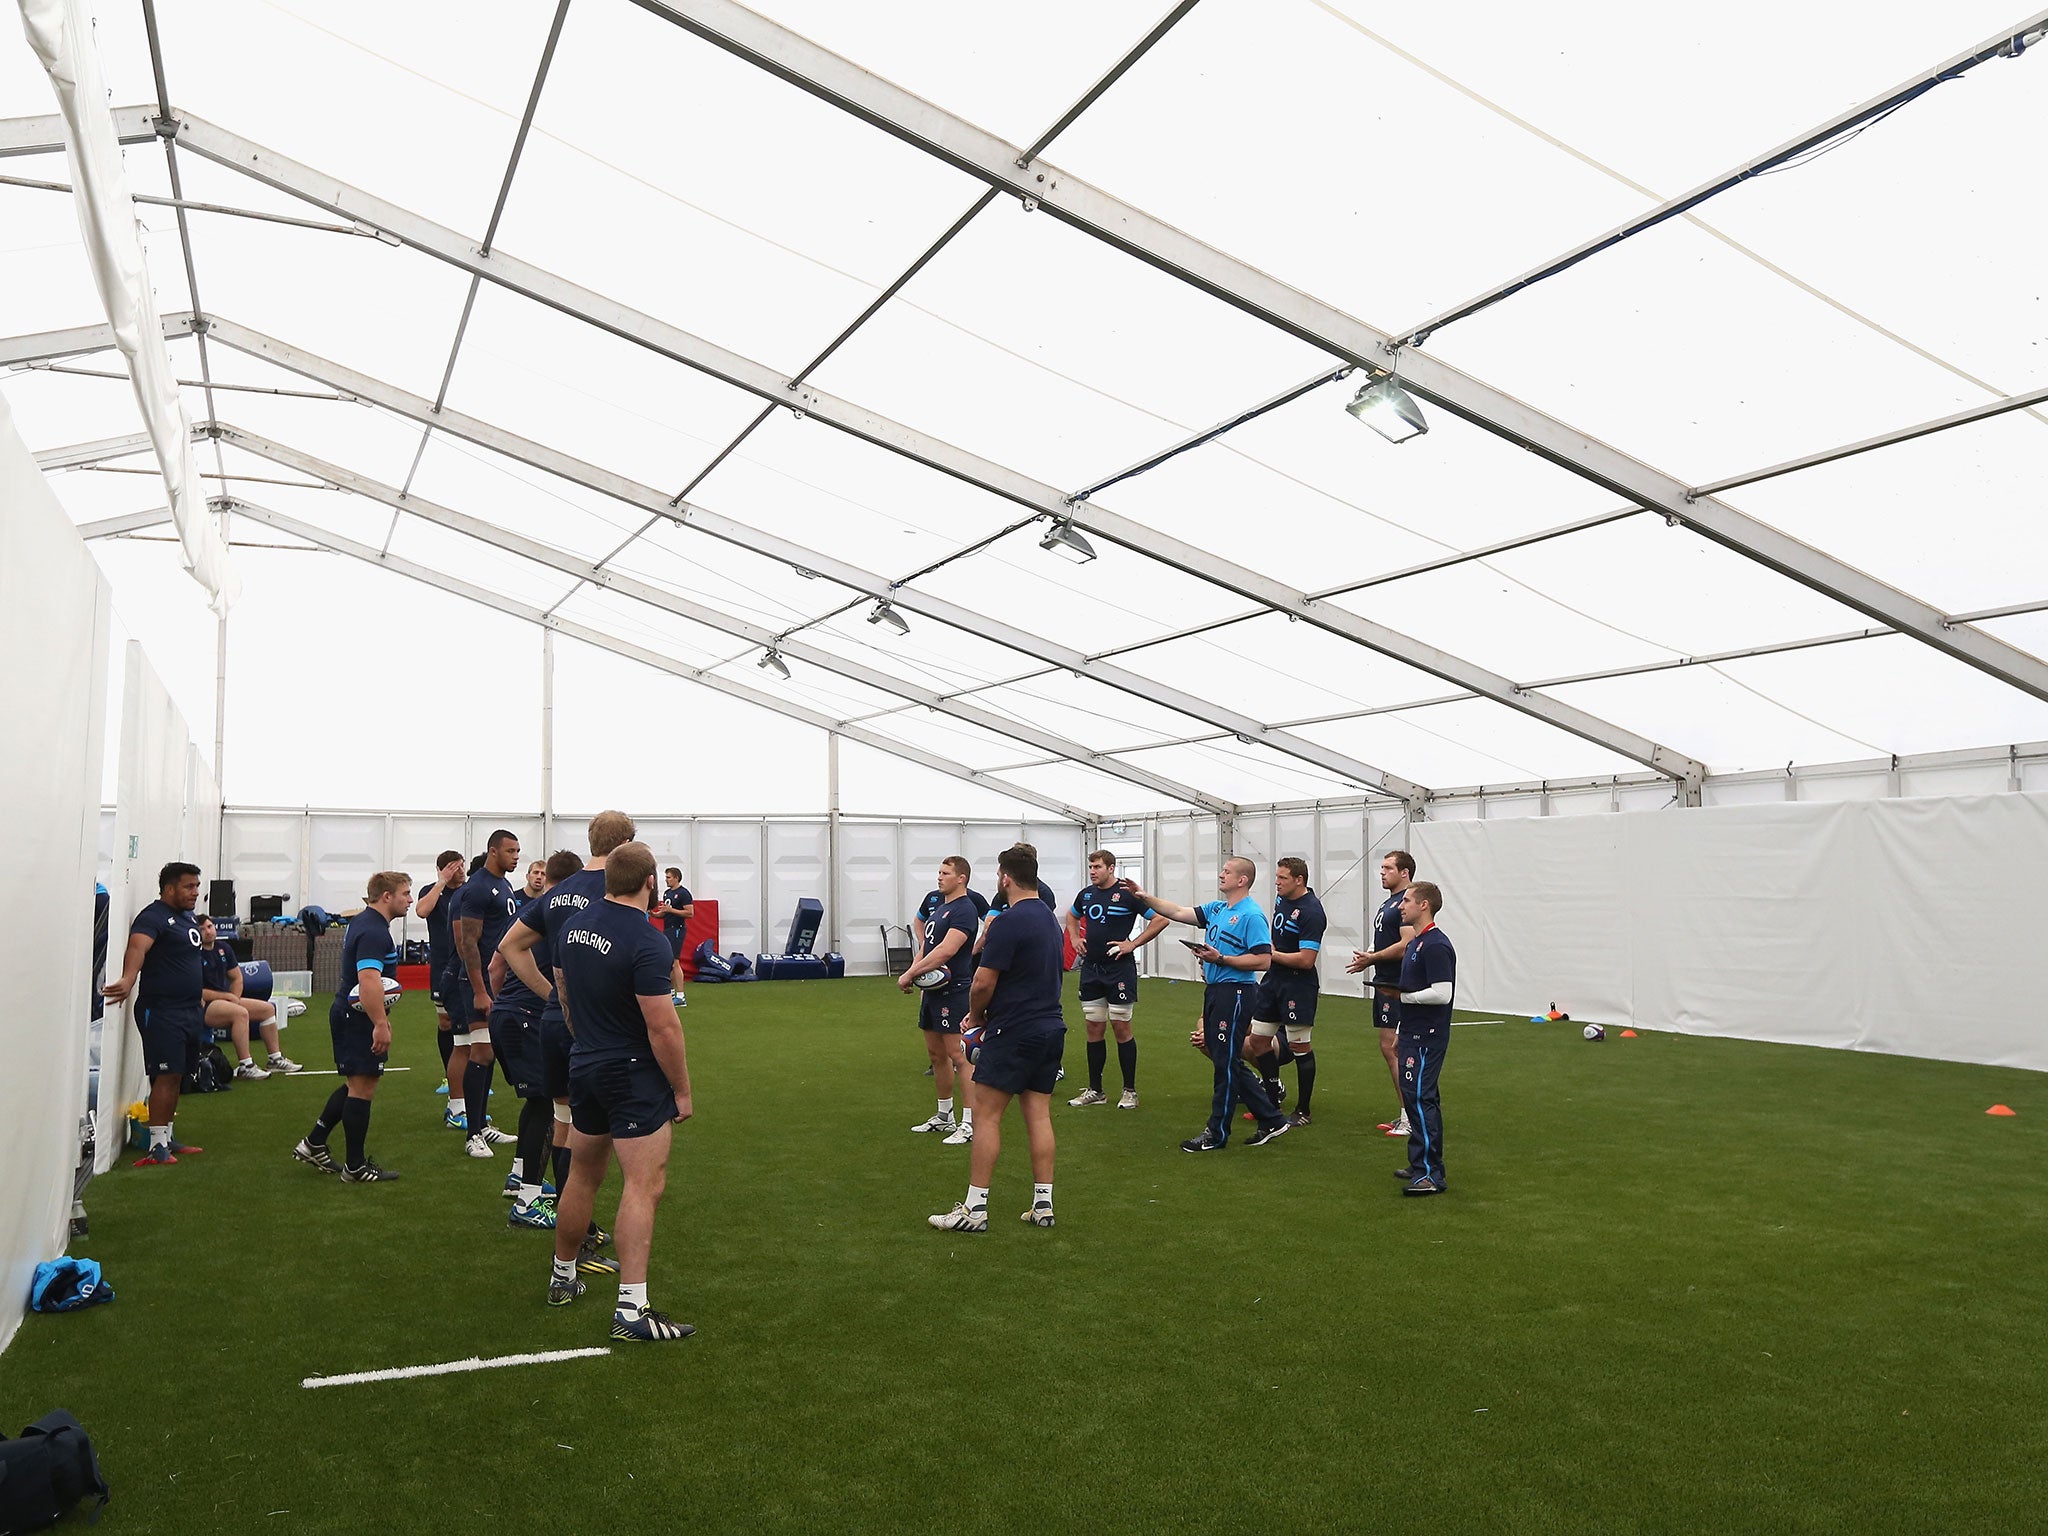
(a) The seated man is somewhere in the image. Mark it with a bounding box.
[200,916,301,1078]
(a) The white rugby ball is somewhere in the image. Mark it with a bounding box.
[349,977,404,1010]
[912,965,952,991]
[1582,1023,1605,1041]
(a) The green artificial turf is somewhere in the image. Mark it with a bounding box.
[3,979,2043,1534]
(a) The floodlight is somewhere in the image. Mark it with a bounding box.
[1345,378,1428,443]
[867,599,910,636]
[758,648,790,680]
[1038,521,1098,564]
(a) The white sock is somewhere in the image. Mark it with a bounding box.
[517,1182,542,1208]
[238,1056,254,1067]
[936,1097,954,1117]
[268,1052,286,1063]
[965,1184,989,1212]
[617,1281,649,1313]
[149,1124,170,1150]
[962,1106,974,1128]
[551,1256,576,1282]
[1034,1183,1053,1207]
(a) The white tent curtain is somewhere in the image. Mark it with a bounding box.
[0,385,110,1354]
[1412,797,2048,1072]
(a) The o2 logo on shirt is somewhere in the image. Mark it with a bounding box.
[183,925,202,947]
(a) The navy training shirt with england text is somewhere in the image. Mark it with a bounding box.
[558,897,674,1065]
[1267,888,1327,992]
[660,883,694,920]
[1372,888,1409,986]
[454,867,521,970]
[1191,896,1272,987]
[496,894,553,1012]
[919,887,989,923]
[521,867,611,1019]
[1398,925,1457,1031]
[1069,879,1154,963]
[340,907,399,999]
[980,893,1066,1033]
[920,894,981,993]
[131,899,205,1006]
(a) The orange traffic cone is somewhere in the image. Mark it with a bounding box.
[1619,1029,1638,1038]
[1986,1104,2016,1116]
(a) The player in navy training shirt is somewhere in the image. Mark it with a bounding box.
[930,847,1068,1232]
[1394,881,1456,1196]
[415,850,466,1097]
[1250,858,1327,1124]
[502,810,642,1278]
[903,855,981,1142]
[103,861,209,1165]
[451,829,522,1156]
[918,885,989,924]
[548,842,694,1343]
[293,872,412,1181]
[491,850,583,1224]
[1347,850,1419,1140]
[1063,849,1168,1109]
[657,869,694,994]
[977,841,1057,958]
[198,915,299,1079]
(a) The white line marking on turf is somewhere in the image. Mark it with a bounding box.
[301,1347,610,1389]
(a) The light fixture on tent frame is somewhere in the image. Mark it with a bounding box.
[758,648,791,680]
[1038,514,1098,565]
[1346,355,1428,443]
[867,598,910,636]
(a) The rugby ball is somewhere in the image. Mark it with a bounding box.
[1582,1023,1605,1041]
[912,965,952,991]
[961,1024,985,1064]
[348,977,404,1011]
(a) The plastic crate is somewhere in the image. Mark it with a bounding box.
[271,970,313,997]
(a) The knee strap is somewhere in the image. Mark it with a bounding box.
[553,1102,573,1125]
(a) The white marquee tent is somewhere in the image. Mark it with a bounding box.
[4,0,2046,1344]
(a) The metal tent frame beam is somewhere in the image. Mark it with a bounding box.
[182,314,1424,805]
[135,116,1689,796]
[634,0,2048,711]
[83,500,1097,823]
[210,422,1232,815]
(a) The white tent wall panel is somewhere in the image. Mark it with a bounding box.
[391,817,470,881]
[308,814,385,915]
[693,821,767,960]
[1410,797,2048,1072]
[837,822,902,973]
[221,813,302,911]
[0,391,113,1356]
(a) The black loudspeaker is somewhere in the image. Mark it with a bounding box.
[208,879,236,917]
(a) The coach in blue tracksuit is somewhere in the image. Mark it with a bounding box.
[1395,881,1456,1197]
[1126,857,1290,1153]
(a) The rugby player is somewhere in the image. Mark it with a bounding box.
[1347,851,1417,1139]
[451,830,522,1156]
[930,846,1067,1232]
[490,850,582,1225]
[103,862,209,1165]
[1063,850,1166,1109]
[547,841,694,1341]
[903,856,979,1142]
[293,872,411,1181]
[1249,858,1325,1126]
[415,851,465,1099]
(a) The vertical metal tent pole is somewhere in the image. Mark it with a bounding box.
[827,731,841,957]
[540,628,555,850]
[213,611,228,866]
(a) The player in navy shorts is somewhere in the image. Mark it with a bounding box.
[548,841,695,1342]
[1250,858,1326,1125]
[1393,881,1456,1196]
[658,869,694,998]
[503,810,643,1277]
[415,850,466,1099]
[490,850,583,1226]
[1063,849,1167,1109]
[903,856,981,1143]
[451,830,523,1155]
[293,872,412,1181]
[103,862,210,1166]
[929,846,1068,1233]
[1347,850,1418,1139]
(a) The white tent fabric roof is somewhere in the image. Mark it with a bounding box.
[6,0,2045,819]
